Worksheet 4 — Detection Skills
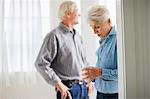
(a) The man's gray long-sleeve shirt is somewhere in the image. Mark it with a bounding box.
[35,23,88,86]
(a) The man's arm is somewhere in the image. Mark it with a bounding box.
[35,33,72,99]
[79,35,89,66]
[35,33,61,86]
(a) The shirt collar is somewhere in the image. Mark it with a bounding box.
[59,22,76,35]
[108,26,116,36]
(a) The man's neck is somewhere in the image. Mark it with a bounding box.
[62,21,74,31]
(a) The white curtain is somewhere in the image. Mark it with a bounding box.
[0,0,116,98]
[0,0,45,86]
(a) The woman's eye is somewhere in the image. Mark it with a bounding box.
[95,26,100,29]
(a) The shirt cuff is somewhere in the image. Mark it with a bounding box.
[52,75,61,86]
[102,69,111,80]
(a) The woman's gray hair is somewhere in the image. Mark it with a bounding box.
[87,5,110,24]
[58,1,77,21]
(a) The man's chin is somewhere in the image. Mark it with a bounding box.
[74,21,79,25]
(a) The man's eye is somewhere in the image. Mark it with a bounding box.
[95,26,100,29]
[97,26,100,28]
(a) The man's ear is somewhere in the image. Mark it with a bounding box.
[66,12,71,18]
[63,12,70,20]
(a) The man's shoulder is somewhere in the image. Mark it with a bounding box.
[46,27,62,38]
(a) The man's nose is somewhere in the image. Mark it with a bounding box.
[78,13,81,16]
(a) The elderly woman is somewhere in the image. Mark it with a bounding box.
[82,5,118,99]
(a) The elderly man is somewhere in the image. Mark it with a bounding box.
[82,5,118,99]
[35,1,89,99]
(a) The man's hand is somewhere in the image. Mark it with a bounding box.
[55,81,72,99]
[86,82,94,95]
[82,67,102,83]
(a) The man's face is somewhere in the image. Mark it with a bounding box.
[68,7,80,25]
[90,20,110,39]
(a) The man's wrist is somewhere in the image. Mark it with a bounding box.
[55,79,62,87]
[95,68,102,77]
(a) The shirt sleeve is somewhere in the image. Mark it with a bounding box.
[80,35,89,66]
[101,68,118,81]
[35,33,61,86]
[101,39,118,81]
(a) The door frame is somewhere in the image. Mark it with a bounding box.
[116,0,126,98]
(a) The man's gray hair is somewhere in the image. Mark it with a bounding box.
[58,1,77,21]
[88,5,110,24]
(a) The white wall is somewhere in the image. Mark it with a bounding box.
[0,76,56,99]
[123,0,150,99]
[1,84,55,99]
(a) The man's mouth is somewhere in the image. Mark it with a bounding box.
[97,34,101,36]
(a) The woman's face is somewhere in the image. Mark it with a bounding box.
[90,20,111,39]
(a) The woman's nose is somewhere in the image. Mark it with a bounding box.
[94,29,99,34]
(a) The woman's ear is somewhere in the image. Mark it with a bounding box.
[108,18,112,26]
[108,18,111,23]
